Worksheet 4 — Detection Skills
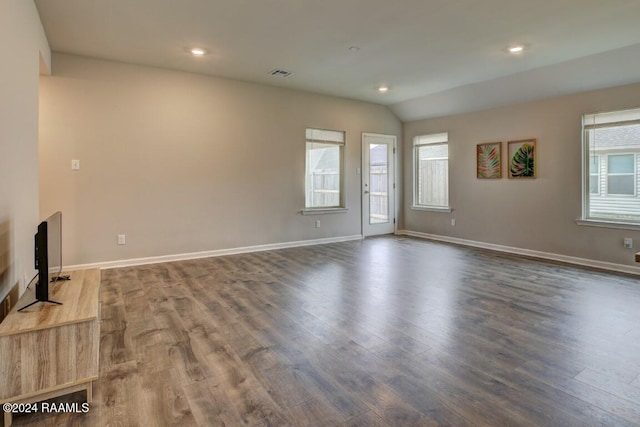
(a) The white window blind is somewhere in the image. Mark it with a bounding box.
[306,128,344,144]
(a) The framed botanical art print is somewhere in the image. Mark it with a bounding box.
[477,142,502,179]
[507,139,536,179]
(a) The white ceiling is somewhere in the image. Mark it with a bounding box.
[34,0,640,121]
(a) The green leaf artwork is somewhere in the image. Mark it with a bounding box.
[509,143,535,177]
[477,143,501,178]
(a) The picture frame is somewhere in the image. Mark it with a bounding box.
[507,139,536,179]
[476,142,502,179]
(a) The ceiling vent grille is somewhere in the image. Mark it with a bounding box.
[269,69,294,78]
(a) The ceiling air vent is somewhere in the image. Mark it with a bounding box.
[269,69,294,78]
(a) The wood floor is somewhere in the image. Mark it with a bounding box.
[10,236,640,426]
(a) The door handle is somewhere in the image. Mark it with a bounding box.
[364,190,369,194]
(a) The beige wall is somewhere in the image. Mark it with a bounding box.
[403,82,640,266]
[0,1,50,300]
[40,54,401,266]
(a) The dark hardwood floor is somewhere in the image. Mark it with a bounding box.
[10,236,640,426]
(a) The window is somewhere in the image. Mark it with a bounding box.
[413,132,449,209]
[607,154,635,195]
[305,128,345,209]
[583,108,640,223]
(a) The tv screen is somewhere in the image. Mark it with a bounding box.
[45,211,62,283]
[19,211,65,311]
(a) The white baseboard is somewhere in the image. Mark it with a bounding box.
[397,229,640,276]
[64,234,364,271]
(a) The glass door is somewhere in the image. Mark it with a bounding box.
[363,133,396,236]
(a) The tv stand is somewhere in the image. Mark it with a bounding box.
[17,298,62,312]
[0,269,100,427]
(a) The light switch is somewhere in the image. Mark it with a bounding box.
[71,159,80,171]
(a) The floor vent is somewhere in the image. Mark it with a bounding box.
[269,69,294,78]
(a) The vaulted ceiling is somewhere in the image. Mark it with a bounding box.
[35,0,640,121]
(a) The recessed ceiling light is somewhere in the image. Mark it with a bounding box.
[378,85,389,93]
[190,47,207,56]
[349,46,360,52]
[508,46,524,53]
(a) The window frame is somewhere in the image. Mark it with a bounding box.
[303,128,347,214]
[412,132,451,212]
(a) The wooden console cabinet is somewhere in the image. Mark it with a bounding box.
[0,269,100,426]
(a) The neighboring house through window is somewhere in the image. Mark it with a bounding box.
[607,154,635,196]
[583,108,640,223]
[589,155,600,195]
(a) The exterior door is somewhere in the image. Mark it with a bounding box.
[362,133,396,236]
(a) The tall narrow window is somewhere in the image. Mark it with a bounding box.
[413,132,449,209]
[583,108,640,223]
[305,128,345,209]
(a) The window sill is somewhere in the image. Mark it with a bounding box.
[576,218,640,231]
[411,205,452,213]
[301,208,349,215]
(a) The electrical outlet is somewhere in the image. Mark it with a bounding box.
[71,159,80,171]
[451,218,456,227]
[624,237,633,249]
[315,220,321,228]
[117,234,126,245]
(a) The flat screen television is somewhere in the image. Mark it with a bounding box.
[19,211,69,311]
